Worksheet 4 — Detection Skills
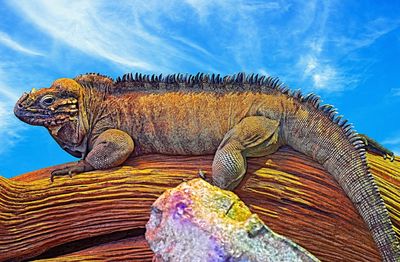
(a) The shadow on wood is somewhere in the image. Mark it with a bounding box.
[1,146,399,261]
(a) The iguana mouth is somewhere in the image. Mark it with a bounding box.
[15,111,73,126]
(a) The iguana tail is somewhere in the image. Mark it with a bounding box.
[282,95,400,261]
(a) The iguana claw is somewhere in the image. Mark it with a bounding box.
[198,169,206,179]
[50,160,94,182]
[383,152,395,162]
[198,169,213,184]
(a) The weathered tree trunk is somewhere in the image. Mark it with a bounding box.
[1,146,399,261]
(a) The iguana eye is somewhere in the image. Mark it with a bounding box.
[40,95,55,106]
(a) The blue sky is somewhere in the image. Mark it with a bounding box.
[0,0,400,178]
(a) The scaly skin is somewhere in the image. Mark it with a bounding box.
[14,73,399,261]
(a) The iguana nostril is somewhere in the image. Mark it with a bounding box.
[17,102,25,109]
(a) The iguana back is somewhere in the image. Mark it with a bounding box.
[92,91,286,156]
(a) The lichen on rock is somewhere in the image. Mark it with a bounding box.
[145,178,319,262]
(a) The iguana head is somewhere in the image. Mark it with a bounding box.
[14,78,88,157]
[14,78,81,126]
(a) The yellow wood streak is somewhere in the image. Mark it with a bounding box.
[253,167,311,206]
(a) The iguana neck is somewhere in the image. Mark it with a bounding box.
[47,87,91,158]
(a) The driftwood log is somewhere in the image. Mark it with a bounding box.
[1,146,399,261]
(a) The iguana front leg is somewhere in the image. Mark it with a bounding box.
[51,129,134,181]
[212,116,281,190]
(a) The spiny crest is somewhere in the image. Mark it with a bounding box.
[297,89,367,162]
[113,72,285,91]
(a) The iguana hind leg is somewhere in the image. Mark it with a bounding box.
[51,129,134,181]
[212,116,281,190]
[358,133,395,161]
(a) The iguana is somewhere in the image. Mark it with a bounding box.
[14,72,398,261]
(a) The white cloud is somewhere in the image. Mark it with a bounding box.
[333,18,400,52]
[289,2,345,91]
[0,77,24,154]
[0,100,23,154]
[0,31,43,56]
[4,0,399,89]
[237,1,284,12]
[7,0,303,74]
[184,0,213,19]
[383,137,400,145]
[7,0,225,72]
[0,60,27,153]
[8,1,154,70]
[171,36,213,59]
[391,88,400,96]
[0,1,342,90]
[312,67,337,88]
[304,56,318,74]
[297,54,347,92]
[0,86,19,101]
[288,4,399,92]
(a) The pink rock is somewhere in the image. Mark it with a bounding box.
[146,178,319,262]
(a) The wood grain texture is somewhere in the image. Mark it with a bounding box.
[1,146,399,261]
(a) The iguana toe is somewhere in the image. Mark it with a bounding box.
[51,168,73,182]
[51,166,80,182]
[198,169,213,184]
[388,152,395,162]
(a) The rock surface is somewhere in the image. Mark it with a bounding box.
[145,178,319,262]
